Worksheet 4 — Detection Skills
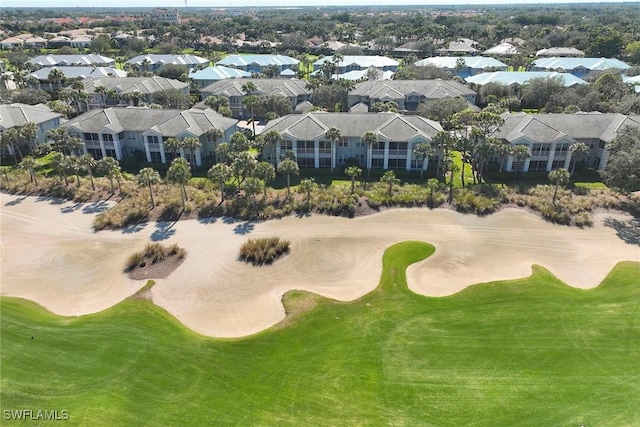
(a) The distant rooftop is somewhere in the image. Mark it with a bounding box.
[217,54,299,67]
[465,72,587,87]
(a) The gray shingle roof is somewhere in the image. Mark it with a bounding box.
[126,54,209,66]
[200,78,310,98]
[262,112,443,141]
[350,79,475,99]
[61,107,237,136]
[28,54,115,67]
[494,112,640,143]
[0,103,62,129]
[71,76,188,95]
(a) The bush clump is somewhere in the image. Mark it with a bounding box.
[125,242,186,271]
[239,237,290,266]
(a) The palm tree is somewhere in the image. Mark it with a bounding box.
[243,177,262,209]
[262,130,281,168]
[47,68,65,91]
[241,81,258,136]
[2,128,23,163]
[380,170,400,197]
[426,178,440,207]
[345,165,362,194]
[495,141,512,173]
[447,161,460,204]
[325,127,341,174]
[80,154,97,191]
[67,155,82,186]
[298,178,316,207]
[215,142,233,165]
[181,136,201,170]
[19,122,37,152]
[205,127,224,161]
[19,155,38,185]
[208,163,231,202]
[254,161,276,197]
[511,145,531,179]
[98,156,122,194]
[230,131,251,152]
[137,167,162,208]
[549,168,570,205]
[360,131,378,176]
[50,152,70,186]
[94,85,108,108]
[432,131,455,182]
[569,142,589,177]
[413,142,435,180]
[167,157,191,209]
[164,137,182,162]
[278,159,299,198]
[231,151,257,186]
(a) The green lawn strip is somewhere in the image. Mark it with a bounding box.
[451,150,475,187]
[1,242,639,426]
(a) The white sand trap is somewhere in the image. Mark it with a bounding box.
[1,193,638,338]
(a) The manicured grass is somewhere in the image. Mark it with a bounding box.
[574,181,608,189]
[1,243,639,425]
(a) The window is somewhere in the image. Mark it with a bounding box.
[150,151,162,162]
[281,140,292,151]
[105,149,116,158]
[355,154,365,166]
[528,160,547,171]
[84,132,99,142]
[531,143,550,157]
[298,157,314,168]
[147,135,159,145]
[355,141,365,148]
[388,141,407,155]
[387,158,406,170]
[371,158,384,169]
[372,142,384,155]
[338,138,348,147]
[551,160,565,169]
[555,143,568,155]
[319,158,331,168]
[297,140,314,154]
[411,159,423,170]
[319,141,331,154]
[88,148,102,159]
[117,132,125,141]
[338,154,347,165]
[511,161,525,172]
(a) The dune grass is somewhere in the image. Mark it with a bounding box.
[1,242,639,425]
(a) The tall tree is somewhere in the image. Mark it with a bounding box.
[164,137,182,162]
[601,126,640,193]
[298,178,317,207]
[80,154,97,191]
[167,157,191,209]
[380,170,400,197]
[413,142,435,180]
[511,145,531,178]
[137,167,162,208]
[254,161,276,197]
[50,152,70,186]
[361,131,378,176]
[205,127,224,160]
[241,81,258,136]
[278,159,299,198]
[345,165,362,194]
[19,155,38,185]
[98,157,122,194]
[19,122,37,152]
[2,128,23,162]
[325,126,341,174]
[262,130,281,168]
[548,168,570,205]
[208,163,232,202]
[181,136,201,170]
[569,142,589,177]
[230,132,251,152]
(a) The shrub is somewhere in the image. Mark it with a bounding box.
[575,211,593,228]
[239,237,290,266]
[125,252,144,271]
[124,242,187,272]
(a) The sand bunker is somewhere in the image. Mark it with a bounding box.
[1,193,638,338]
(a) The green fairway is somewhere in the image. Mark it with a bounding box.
[1,242,639,426]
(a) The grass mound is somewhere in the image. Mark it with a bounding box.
[239,237,290,266]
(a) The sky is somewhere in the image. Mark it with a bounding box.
[4,0,640,7]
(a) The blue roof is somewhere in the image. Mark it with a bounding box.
[189,66,251,80]
[415,56,507,69]
[313,55,399,68]
[216,54,299,67]
[465,72,587,87]
[532,57,630,71]
[280,68,296,76]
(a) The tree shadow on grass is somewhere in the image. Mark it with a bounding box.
[151,222,177,241]
[604,216,640,246]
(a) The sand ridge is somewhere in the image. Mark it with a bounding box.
[1,193,638,338]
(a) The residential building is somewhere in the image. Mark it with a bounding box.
[126,54,209,72]
[61,107,237,166]
[465,71,587,87]
[216,54,299,75]
[26,67,127,90]
[0,103,63,155]
[414,56,508,78]
[348,79,477,112]
[28,54,116,68]
[531,57,630,78]
[62,76,189,109]
[435,38,479,55]
[189,66,251,88]
[150,8,180,24]
[492,112,640,172]
[260,112,443,171]
[536,47,585,58]
[312,55,399,76]
[200,78,311,119]
[483,42,519,56]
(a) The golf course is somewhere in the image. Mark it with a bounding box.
[1,194,640,425]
